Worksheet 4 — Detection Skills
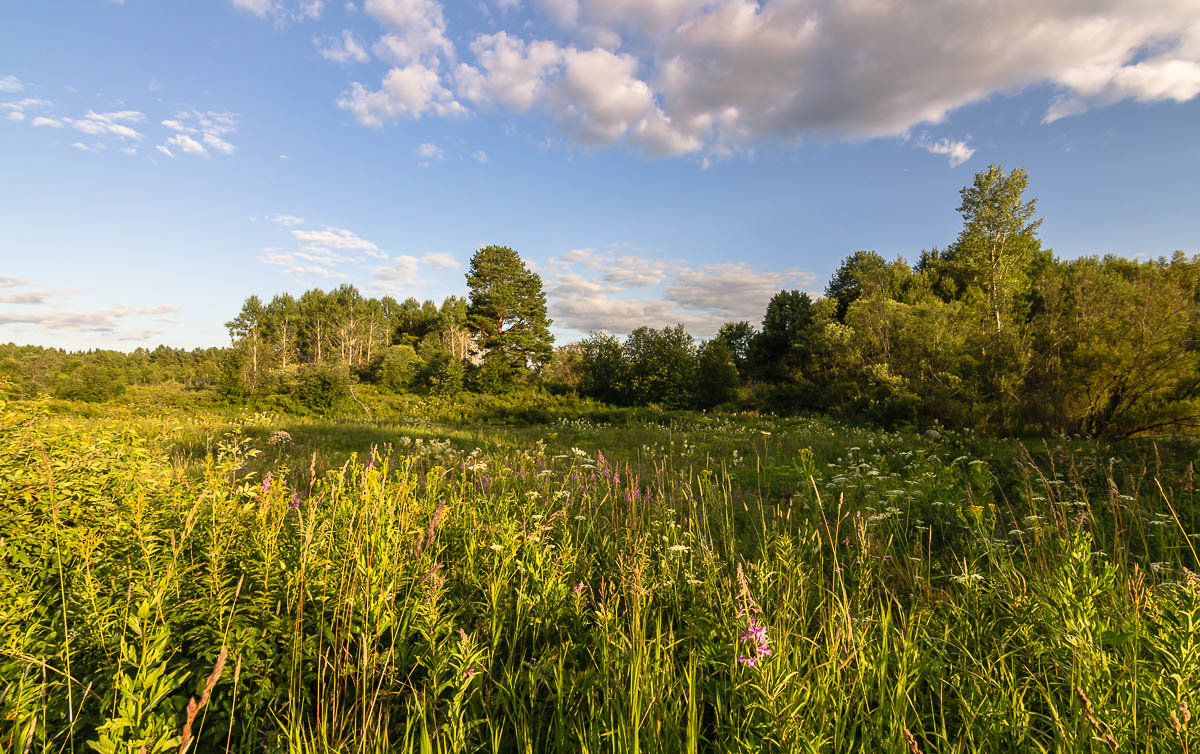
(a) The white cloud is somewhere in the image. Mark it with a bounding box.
[261,251,347,278]
[338,63,466,125]
[230,0,324,22]
[543,247,814,337]
[158,110,238,157]
[70,110,144,140]
[371,0,1200,158]
[70,142,90,151]
[472,149,488,162]
[270,213,306,226]
[167,133,207,155]
[316,30,370,63]
[0,75,22,93]
[364,0,454,64]
[291,226,384,256]
[202,132,236,154]
[0,280,180,335]
[370,251,460,291]
[454,34,699,155]
[1,98,51,118]
[32,116,62,128]
[918,137,975,167]
[416,141,444,164]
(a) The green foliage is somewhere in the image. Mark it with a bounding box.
[291,362,352,413]
[695,339,739,408]
[51,361,127,402]
[623,324,697,408]
[372,344,421,393]
[577,332,627,405]
[465,244,554,373]
[1,396,1197,752]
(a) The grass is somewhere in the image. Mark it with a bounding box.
[1,385,1198,752]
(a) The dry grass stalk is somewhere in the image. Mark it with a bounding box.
[179,645,228,754]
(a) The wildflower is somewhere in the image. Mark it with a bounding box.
[572,581,586,595]
[735,564,772,667]
[667,544,690,553]
[463,668,476,679]
[489,544,503,551]
[261,472,273,495]
[268,430,292,446]
[290,493,300,510]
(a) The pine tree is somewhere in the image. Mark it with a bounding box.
[465,245,553,371]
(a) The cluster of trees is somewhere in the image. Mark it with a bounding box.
[219,245,553,407]
[216,165,1198,437]
[693,166,1199,438]
[0,343,224,401]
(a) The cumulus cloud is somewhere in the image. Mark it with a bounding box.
[6,111,23,122]
[0,75,22,93]
[316,29,370,63]
[338,63,466,124]
[472,149,488,162]
[32,116,62,128]
[156,144,173,157]
[329,0,1200,158]
[364,0,454,63]
[270,213,306,226]
[543,246,815,336]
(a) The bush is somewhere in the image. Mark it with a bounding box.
[291,363,352,414]
[372,344,421,393]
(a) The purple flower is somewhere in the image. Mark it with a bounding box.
[290,493,300,510]
[261,472,273,494]
[463,668,476,679]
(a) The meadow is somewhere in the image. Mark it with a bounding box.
[1,384,1198,753]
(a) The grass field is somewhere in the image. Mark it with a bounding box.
[1,385,1198,752]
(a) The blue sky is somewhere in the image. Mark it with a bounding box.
[2,0,1198,350]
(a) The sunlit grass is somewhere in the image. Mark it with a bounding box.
[1,389,1197,752]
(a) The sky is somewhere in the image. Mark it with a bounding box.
[1,0,1199,351]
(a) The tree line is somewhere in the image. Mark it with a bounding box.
[5,166,1197,438]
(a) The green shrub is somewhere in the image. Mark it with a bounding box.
[291,363,352,413]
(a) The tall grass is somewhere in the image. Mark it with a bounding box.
[0,391,1197,752]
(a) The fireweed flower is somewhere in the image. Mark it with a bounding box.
[261,472,273,495]
[735,563,772,667]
